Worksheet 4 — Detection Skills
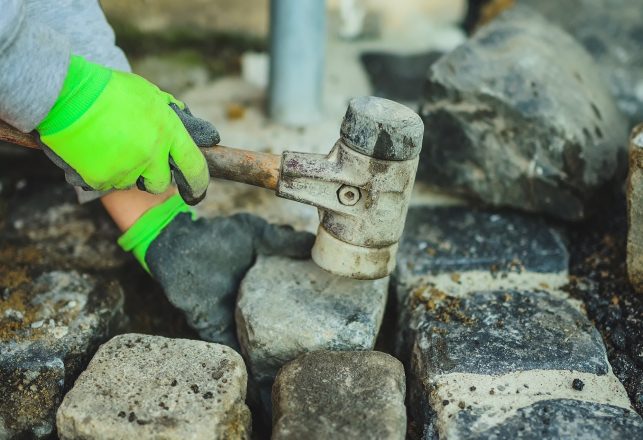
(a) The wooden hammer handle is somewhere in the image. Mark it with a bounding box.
[0,119,281,191]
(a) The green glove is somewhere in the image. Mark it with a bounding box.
[37,55,219,205]
[118,195,315,346]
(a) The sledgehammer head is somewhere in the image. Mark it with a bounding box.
[277,96,424,279]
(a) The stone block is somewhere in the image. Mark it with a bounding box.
[411,289,609,377]
[56,334,251,440]
[397,206,568,282]
[236,256,388,415]
[418,6,628,220]
[272,350,406,440]
[0,271,124,439]
[394,206,569,358]
[439,398,642,439]
[627,124,643,292]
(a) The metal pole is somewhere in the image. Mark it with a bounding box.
[269,0,326,126]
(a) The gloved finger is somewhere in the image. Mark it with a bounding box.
[168,119,210,205]
[235,213,315,259]
[37,137,94,190]
[139,155,172,194]
[162,91,186,110]
[170,103,220,147]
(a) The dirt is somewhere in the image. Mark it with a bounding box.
[563,193,643,415]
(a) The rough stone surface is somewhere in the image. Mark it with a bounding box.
[627,124,643,292]
[0,271,124,439]
[419,5,628,220]
[0,155,195,438]
[395,205,569,358]
[443,399,643,439]
[522,0,643,127]
[397,206,568,279]
[394,205,643,437]
[272,350,406,440]
[56,334,251,440]
[3,183,127,272]
[411,289,609,377]
[236,256,388,415]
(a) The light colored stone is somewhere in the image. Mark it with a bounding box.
[627,124,643,293]
[236,256,388,414]
[56,334,250,440]
[272,350,406,440]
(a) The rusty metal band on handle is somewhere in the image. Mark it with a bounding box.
[0,119,281,191]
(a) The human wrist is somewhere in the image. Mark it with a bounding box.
[117,194,195,271]
[37,55,112,136]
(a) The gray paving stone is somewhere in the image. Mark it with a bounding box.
[272,350,406,440]
[236,256,389,416]
[395,206,569,359]
[411,289,608,377]
[56,334,251,440]
[418,5,628,220]
[397,206,568,280]
[394,205,643,438]
[445,400,643,440]
[0,271,124,439]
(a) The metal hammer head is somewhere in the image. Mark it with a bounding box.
[277,96,424,279]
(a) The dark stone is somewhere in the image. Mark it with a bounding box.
[411,289,608,376]
[3,183,127,272]
[522,0,643,127]
[419,6,628,220]
[360,51,444,102]
[397,206,568,280]
[0,271,124,438]
[272,351,406,440]
[573,379,585,391]
[448,399,643,439]
[564,193,643,415]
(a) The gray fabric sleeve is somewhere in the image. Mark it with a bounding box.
[0,0,71,132]
[25,0,134,204]
[20,0,133,203]
[26,0,131,73]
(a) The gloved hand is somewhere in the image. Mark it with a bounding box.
[36,55,219,205]
[117,195,315,347]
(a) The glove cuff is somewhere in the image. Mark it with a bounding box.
[37,55,112,136]
[117,194,195,272]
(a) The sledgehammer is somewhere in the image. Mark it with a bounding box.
[0,96,424,280]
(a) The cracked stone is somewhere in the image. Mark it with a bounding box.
[0,270,124,439]
[272,350,406,440]
[236,256,388,417]
[418,5,628,220]
[392,205,640,437]
[56,334,251,440]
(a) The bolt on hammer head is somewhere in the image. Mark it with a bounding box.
[277,96,425,279]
